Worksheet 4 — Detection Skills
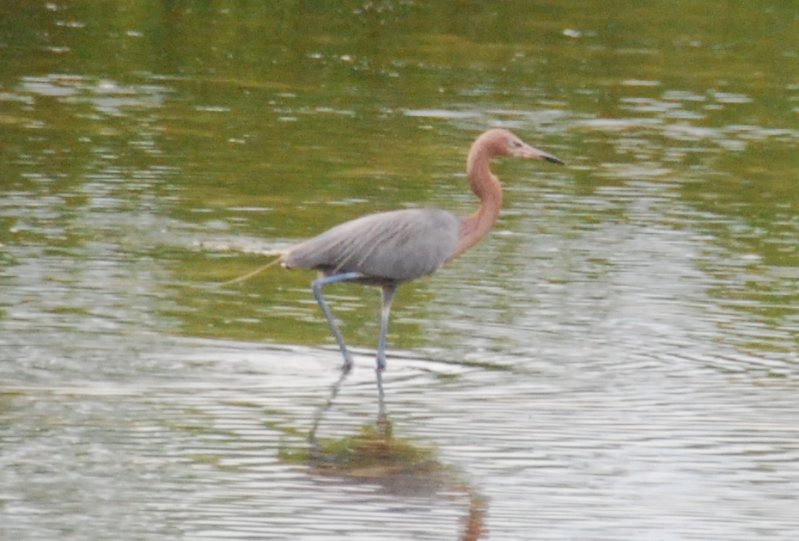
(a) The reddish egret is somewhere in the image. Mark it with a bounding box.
[281,128,563,372]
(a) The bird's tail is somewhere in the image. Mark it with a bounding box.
[218,254,283,287]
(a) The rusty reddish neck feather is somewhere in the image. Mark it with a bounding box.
[448,133,505,261]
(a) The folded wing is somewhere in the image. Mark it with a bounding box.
[282,208,461,283]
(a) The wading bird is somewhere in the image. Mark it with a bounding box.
[281,128,563,373]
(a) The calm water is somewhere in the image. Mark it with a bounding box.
[1,2,798,540]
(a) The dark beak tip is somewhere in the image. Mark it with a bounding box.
[545,155,565,166]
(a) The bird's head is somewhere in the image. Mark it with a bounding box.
[480,128,564,165]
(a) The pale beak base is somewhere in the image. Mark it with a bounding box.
[517,143,565,165]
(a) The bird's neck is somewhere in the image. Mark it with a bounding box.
[449,147,503,261]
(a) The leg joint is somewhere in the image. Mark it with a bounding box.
[312,271,364,293]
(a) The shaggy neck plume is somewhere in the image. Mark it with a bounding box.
[448,137,503,261]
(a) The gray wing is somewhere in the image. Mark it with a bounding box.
[282,208,461,282]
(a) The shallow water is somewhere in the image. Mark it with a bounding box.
[1,2,798,540]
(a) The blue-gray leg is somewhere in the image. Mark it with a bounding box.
[377,285,397,372]
[312,272,364,372]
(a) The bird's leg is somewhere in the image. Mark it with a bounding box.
[312,272,364,372]
[376,284,397,372]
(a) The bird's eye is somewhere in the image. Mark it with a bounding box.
[512,140,523,148]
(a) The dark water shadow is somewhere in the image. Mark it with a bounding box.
[283,368,488,541]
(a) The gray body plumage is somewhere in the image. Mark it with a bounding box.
[282,208,462,285]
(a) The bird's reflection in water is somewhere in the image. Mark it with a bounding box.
[282,369,487,541]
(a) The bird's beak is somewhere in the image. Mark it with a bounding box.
[516,143,565,165]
